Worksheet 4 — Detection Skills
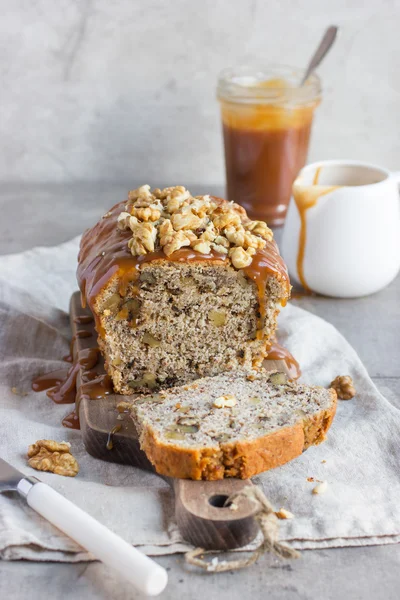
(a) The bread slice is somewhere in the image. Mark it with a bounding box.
[77,185,290,394]
[132,370,337,480]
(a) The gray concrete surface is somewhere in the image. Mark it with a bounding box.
[2,0,400,184]
[0,183,399,599]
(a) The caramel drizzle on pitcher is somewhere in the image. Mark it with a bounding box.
[293,168,339,291]
[76,200,291,339]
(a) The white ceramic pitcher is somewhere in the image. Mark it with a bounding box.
[281,160,400,297]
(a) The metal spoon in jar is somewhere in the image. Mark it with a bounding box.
[300,25,338,86]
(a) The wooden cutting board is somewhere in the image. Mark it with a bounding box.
[70,291,290,551]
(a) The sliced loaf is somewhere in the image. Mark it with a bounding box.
[77,185,290,394]
[132,369,337,480]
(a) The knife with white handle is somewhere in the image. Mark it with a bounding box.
[0,458,168,596]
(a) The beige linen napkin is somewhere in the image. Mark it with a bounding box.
[0,238,399,561]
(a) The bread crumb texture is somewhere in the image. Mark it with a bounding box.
[96,250,287,394]
[132,369,337,480]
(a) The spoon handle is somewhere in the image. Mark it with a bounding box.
[301,25,338,86]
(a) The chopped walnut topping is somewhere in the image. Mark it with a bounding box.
[27,440,79,477]
[193,240,211,254]
[171,209,204,231]
[212,206,242,230]
[163,230,192,256]
[225,225,245,247]
[130,206,161,222]
[128,184,152,202]
[245,220,273,241]
[128,221,157,255]
[118,185,273,269]
[229,247,253,269]
[117,211,132,230]
[213,394,237,408]
[330,375,356,400]
[199,222,217,242]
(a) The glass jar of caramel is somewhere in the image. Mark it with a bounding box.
[217,66,321,226]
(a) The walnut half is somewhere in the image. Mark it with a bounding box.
[27,439,79,477]
[330,375,356,400]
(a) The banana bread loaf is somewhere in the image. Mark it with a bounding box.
[132,369,337,480]
[77,185,290,394]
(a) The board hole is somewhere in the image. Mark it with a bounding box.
[208,494,229,508]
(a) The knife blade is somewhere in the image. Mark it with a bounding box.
[0,457,167,596]
[0,457,38,493]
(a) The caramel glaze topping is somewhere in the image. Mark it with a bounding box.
[77,200,290,339]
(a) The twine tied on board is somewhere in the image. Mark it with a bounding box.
[185,486,300,573]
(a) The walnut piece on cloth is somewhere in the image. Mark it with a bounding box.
[27,439,79,477]
[330,375,356,400]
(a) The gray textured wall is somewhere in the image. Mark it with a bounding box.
[1,0,400,185]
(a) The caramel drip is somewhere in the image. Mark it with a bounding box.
[243,240,290,338]
[265,340,301,380]
[106,424,122,450]
[32,369,68,392]
[62,409,80,430]
[81,374,113,399]
[78,347,100,370]
[76,199,290,339]
[293,174,339,292]
[63,329,93,363]
[32,344,109,427]
[47,362,80,404]
[313,167,322,185]
[74,315,94,325]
